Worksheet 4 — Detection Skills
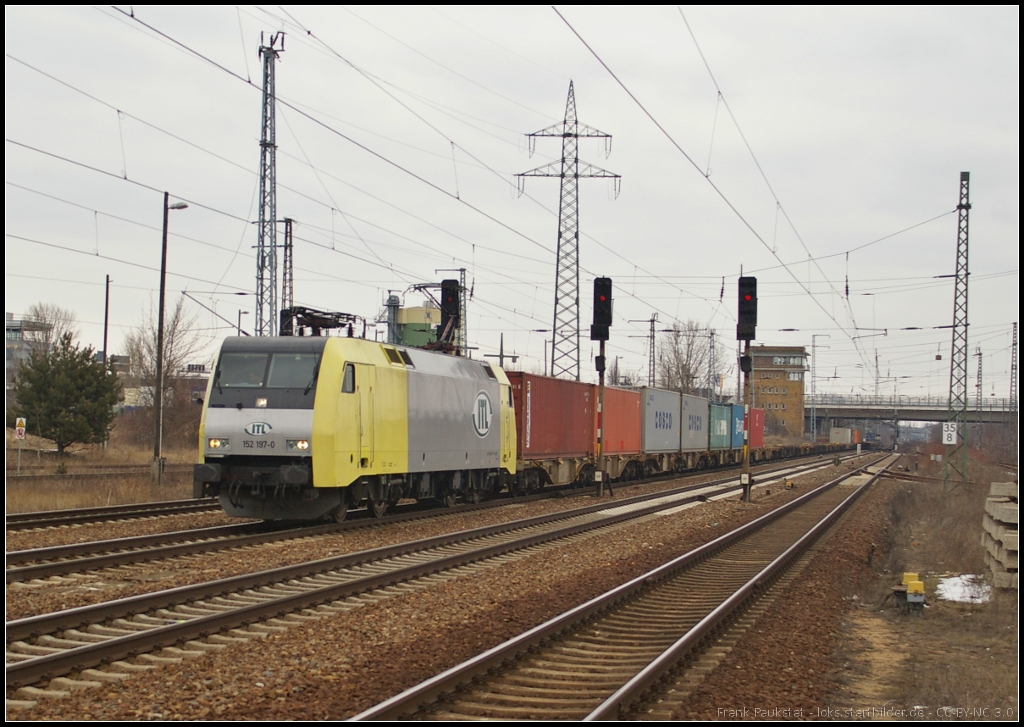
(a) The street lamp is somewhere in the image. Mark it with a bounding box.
[237,310,249,336]
[154,192,188,484]
[532,329,551,376]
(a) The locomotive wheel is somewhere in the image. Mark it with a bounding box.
[332,502,349,523]
[368,500,388,518]
[465,488,482,505]
[441,490,457,508]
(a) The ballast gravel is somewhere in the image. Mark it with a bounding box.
[7,457,877,720]
[6,456,868,622]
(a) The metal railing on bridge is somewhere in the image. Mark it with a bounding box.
[805,394,1016,412]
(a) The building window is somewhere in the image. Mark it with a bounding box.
[782,403,786,410]
[781,419,786,427]
[788,371,803,381]
[783,388,787,395]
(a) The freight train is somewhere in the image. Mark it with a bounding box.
[194,336,842,521]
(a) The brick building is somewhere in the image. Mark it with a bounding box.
[751,345,807,440]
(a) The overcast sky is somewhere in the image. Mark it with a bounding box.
[5,6,1019,399]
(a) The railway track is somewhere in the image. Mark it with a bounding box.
[5,455,855,699]
[6,453,863,584]
[5,499,222,532]
[352,453,896,721]
[7,448,864,534]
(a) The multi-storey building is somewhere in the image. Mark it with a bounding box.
[5,312,51,407]
[750,345,807,440]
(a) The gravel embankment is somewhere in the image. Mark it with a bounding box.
[8,458,874,720]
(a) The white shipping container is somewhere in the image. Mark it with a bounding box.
[682,395,710,452]
[640,387,682,454]
[830,427,852,445]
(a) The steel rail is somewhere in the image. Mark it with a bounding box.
[6,499,220,531]
[585,455,897,720]
[6,452,856,583]
[350,454,890,721]
[4,455,853,688]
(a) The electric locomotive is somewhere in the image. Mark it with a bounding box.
[194,336,516,521]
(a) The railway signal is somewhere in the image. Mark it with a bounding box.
[590,277,613,496]
[736,275,757,501]
[737,276,757,341]
[591,277,612,341]
[440,279,461,337]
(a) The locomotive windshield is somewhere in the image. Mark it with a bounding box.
[216,352,319,389]
[217,353,269,387]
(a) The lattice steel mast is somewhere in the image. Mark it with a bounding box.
[256,33,283,337]
[280,217,294,335]
[1011,323,1018,409]
[944,171,970,490]
[517,81,620,380]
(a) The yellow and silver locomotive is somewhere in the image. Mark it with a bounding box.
[194,336,516,521]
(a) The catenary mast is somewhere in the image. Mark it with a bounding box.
[256,33,283,337]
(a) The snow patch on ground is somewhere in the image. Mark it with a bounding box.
[935,574,990,603]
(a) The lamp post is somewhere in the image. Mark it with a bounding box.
[237,309,249,336]
[153,192,188,484]
[532,329,551,376]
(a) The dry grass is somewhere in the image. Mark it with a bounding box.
[845,445,1018,718]
[5,470,193,513]
[892,592,1018,717]
[6,427,196,513]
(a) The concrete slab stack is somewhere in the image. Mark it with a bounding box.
[982,481,1018,590]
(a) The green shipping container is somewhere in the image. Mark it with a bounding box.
[709,403,732,450]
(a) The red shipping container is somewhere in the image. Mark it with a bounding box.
[506,372,593,459]
[749,408,765,449]
[853,429,862,444]
[593,386,642,455]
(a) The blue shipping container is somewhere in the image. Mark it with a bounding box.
[731,404,745,449]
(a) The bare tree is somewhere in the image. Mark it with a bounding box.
[657,320,729,397]
[120,297,209,449]
[123,297,206,403]
[23,302,78,345]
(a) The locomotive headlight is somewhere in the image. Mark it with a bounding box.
[286,439,310,451]
[208,438,230,450]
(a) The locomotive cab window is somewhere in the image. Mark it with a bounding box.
[216,353,269,388]
[267,352,319,389]
[341,363,355,393]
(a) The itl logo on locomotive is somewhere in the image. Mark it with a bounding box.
[472,391,493,438]
[244,422,273,436]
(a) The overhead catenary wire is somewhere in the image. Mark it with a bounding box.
[553,6,876,373]
[11,8,1008,392]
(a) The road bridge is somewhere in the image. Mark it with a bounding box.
[805,395,1016,426]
